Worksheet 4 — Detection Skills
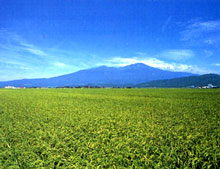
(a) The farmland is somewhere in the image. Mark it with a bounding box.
[0,88,220,168]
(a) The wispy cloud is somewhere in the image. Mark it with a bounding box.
[161,16,172,32]
[181,20,220,39]
[54,62,68,67]
[203,50,213,57]
[136,49,194,61]
[20,43,34,48]
[159,49,194,61]
[180,20,220,48]
[0,29,51,81]
[0,29,47,57]
[22,47,47,56]
[101,56,209,74]
[0,61,32,70]
[213,63,220,66]
[190,20,220,31]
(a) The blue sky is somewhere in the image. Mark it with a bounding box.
[0,0,220,81]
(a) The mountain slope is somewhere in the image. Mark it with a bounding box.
[0,63,196,87]
[139,74,220,88]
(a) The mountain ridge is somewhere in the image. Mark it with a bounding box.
[0,63,196,87]
[138,73,220,88]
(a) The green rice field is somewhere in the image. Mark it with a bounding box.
[0,88,220,168]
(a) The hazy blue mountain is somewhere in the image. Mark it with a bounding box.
[138,74,220,88]
[0,63,196,87]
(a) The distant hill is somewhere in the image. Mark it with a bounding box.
[0,63,196,87]
[138,74,220,88]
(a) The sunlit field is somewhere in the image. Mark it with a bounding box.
[0,88,219,168]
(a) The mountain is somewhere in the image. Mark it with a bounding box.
[138,74,220,88]
[0,63,196,87]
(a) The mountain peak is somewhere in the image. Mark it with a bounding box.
[97,65,108,68]
[123,63,150,69]
[122,63,155,71]
[127,63,147,67]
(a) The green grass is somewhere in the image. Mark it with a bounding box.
[0,88,220,168]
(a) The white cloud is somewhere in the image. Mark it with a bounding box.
[213,63,220,66]
[20,43,34,48]
[23,47,47,56]
[136,49,194,61]
[54,62,69,67]
[101,56,209,74]
[160,49,194,61]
